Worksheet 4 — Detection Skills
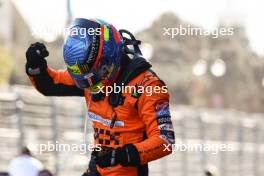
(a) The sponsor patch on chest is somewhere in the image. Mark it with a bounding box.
[87,112,124,127]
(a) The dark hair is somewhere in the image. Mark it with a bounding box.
[21,147,31,156]
[38,169,53,176]
[205,171,213,176]
[0,172,9,176]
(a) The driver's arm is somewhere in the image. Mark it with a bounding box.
[27,66,84,96]
[134,80,175,164]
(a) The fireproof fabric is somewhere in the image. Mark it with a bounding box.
[27,66,175,176]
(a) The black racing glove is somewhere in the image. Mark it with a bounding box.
[81,153,101,176]
[25,42,49,75]
[93,144,140,168]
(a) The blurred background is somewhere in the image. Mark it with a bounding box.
[0,0,263,176]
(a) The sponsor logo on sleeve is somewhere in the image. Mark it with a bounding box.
[155,100,175,144]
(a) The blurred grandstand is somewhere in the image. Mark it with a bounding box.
[0,86,263,176]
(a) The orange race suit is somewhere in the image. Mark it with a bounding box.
[26,56,175,176]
